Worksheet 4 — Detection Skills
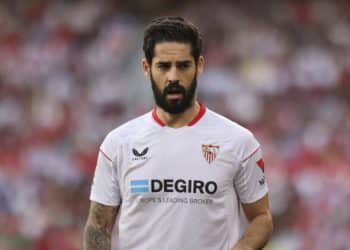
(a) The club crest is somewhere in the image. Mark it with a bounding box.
[202,144,220,164]
[256,158,265,172]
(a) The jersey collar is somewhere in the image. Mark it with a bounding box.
[152,103,206,127]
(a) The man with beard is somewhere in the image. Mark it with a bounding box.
[83,17,273,250]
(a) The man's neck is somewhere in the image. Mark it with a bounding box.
[156,101,201,128]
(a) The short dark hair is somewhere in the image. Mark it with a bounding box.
[143,16,202,64]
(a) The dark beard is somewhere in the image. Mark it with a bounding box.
[150,72,197,114]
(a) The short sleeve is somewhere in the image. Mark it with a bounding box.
[234,141,268,204]
[90,136,121,206]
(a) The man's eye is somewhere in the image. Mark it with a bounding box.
[158,64,170,70]
[178,64,190,70]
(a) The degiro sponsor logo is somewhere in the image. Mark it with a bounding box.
[130,179,218,195]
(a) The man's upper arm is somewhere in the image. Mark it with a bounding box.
[241,194,271,222]
[233,194,273,250]
[84,132,121,250]
[234,146,268,204]
[86,201,119,232]
[90,134,121,206]
[83,201,119,250]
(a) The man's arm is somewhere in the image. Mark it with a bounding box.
[233,194,273,250]
[83,201,119,250]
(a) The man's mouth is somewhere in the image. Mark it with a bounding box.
[164,83,186,101]
[166,93,184,100]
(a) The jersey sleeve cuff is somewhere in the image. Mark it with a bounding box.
[239,187,268,204]
[90,194,121,207]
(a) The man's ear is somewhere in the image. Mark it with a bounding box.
[142,58,151,80]
[197,56,205,76]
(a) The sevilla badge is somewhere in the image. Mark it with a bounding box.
[256,158,265,172]
[202,144,220,164]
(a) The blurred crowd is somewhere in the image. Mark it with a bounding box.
[0,0,350,249]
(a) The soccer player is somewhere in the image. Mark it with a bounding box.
[83,16,273,250]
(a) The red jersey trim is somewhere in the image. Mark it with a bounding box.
[188,103,206,126]
[99,149,112,162]
[152,104,206,127]
[152,109,166,127]
[241,146,260,162]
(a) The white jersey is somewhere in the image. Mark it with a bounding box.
[90,104,268,250]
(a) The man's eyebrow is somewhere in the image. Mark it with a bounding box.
[176,60,192,65]
[156,60,193,65]
[156,61,171,65]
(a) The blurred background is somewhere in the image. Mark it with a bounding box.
[0,0,349,249]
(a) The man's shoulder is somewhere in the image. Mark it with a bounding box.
[203,108,260,161]
[103,111,155,144]
[204,108,254,139]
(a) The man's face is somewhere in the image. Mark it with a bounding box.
[143,42,204,114]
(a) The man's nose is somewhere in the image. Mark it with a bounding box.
[167,66,179,82]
